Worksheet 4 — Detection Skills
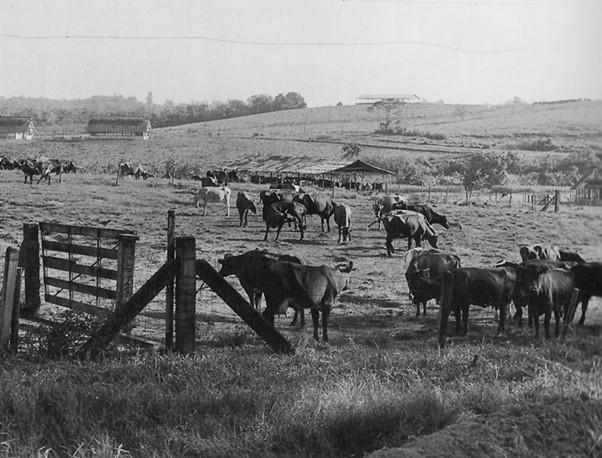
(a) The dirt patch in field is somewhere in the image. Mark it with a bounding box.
[370,398,602,458]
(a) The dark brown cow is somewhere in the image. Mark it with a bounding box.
[236,191,257,228]
[295,193,336,232]
[404,204,450,229]
[382,212,438,256]
[570,262,602,326]
[405,249,461,316]
[263,201,307,241]
[333,204,352,244]
[261,260,353,342]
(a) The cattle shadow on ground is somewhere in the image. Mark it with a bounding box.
[341,294,401,309]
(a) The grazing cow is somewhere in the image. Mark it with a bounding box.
[333,204,352,244]
[439,267,517,342]
[134,166,154,180]
[404,204,450,229]
[236,191,257,227]
[570,262,602,326]
[62,160,77,173]
[261,260,354,342]
[0,156,19,170]
[517,263,574,338]
[382,212,438,256]
[117,161,136,178]
[295,193,336,232]
[19,159,53,184]
[193,186,231,216]
[263,201,307,241]
[405,249,461,316]
[218,250,305,325]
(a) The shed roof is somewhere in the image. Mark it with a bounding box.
[219,154,351,175]
[330,159,394,175]
[87,117,150,134]
[0,116,32,134]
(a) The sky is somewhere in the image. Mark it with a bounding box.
[1,0,601,107]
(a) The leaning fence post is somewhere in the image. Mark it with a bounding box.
[20,223,40,315]
[175,236,196,354]
[438,271,453,349]
[165,210,176,350]
[116,234,138,313]
[1,247,21,352]
[561,288,580,341]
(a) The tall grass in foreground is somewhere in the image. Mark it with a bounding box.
[0,334,601,457]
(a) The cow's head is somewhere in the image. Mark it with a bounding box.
[217,253,239,277]
[519,245,537,262]
[439,215,450,229]
[429,234,439,249]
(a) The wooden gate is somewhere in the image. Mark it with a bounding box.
[39,222,138,317]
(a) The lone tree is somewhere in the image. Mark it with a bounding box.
[457,153,513,201]
[367,98,406,133]
[341,143,361,160]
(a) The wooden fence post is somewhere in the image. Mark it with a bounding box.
[165,210,176,350]
[175,236,196,354]
[116,234,138,313]
[561,288,580,341]
[438,272,453,349]
[20,223,40,315]
[554,190,560,212]
[1,247,21,352]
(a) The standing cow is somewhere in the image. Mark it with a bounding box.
[263,201,307,241]
[236,192,257,227]
[382,212,438,256]
[333,204,352,244]
[193,186,231,216]
[295,193,336,232]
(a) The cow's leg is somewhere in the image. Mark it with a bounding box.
[275,223,283,241]
[416,301,421,317]
[461,305,469,336]
[553,308,560,337]
[497,304,507,335]
[386,237,394,257]
[423,301,427,316]
[578,295,590,326]
[202,204,208,216]
[338,228,342,244]
[543,310,551,338]
[532,310,540,338]
[263,225,270,241]
[239,210,244,227]
[311,309,320,341]
[299,223,304,240]
[322,307,330,342]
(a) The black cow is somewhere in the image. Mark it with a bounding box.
[404,204,450,229]
[236,191,257,227]
[333,204,352,244]
[519,244,561,262]
[261,260,353,342]
[218,250,306,325]
[570,262,602,326]
[295,193,336,232]
[405,249,461,316]
[438,267,517,345]
[517,263,574,338]
[19,159,52,184]
[382,212,438,256]
[558,250,586,264]
[263,201,307,241]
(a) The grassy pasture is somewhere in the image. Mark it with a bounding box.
[0,101,602,456]
[0,165,601,456]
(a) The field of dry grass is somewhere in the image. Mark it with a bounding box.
[0,101,601,456]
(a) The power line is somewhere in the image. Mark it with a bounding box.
[0,33,583,54]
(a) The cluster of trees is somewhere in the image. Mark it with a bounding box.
[0,91,307,131]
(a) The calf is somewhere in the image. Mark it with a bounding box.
[261,260,354,342]
[236,192,257,227]
[438,267,516,343]
[405,249,461,316]
[382,212,438,256]
[193,186,231,216]
[263,201,307,241]
[405,203,450,229]
[333,204,352,243]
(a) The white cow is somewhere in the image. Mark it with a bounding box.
[194,186,231,216]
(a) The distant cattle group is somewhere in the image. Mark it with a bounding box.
[0,155,77,184]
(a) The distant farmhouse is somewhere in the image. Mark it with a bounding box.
[0,116,34,140]
[574,169,602,205]
[356,94,421,105]
[87,117,151,140]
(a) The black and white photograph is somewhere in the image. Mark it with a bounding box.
[1,0,601,456]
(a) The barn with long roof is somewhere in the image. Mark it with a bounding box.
[87,117,151,139]
[0,116,34,140]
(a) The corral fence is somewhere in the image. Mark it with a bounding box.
[2,215,293,358]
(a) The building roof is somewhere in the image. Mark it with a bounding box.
[0,116,32,134]
[217,154,351,175]
[330,159,394,176]
[87,117,150,134]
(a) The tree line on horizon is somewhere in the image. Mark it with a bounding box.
[0,91,307,131]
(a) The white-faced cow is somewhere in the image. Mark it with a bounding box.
[333,204,352,244]
[236,191,257,227]
[193,186,231,216]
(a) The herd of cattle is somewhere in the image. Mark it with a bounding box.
[192,183,601,345]
[0,156,77,184]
